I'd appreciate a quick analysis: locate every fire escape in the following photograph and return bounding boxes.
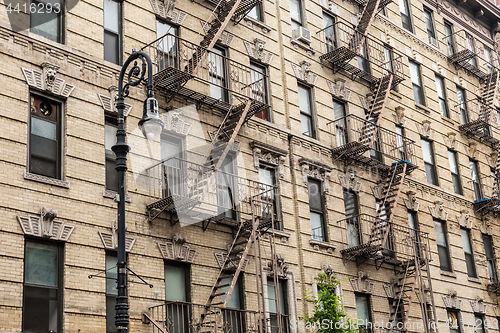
[444,31,500,214]
[140,0,288,330]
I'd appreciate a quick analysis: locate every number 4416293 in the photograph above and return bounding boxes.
[6,2,61,14]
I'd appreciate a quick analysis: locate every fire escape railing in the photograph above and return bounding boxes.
[142,33,269,110]
[328,114,416,167]
[145,301,277,333]
[469,175,500,213]
[141,157,280,225]
[456,99,499,145]
[443,30,498,81]
[316,21,405,84]
[337,214,431,263]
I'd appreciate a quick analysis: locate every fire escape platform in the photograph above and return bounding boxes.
[487,281,500,295]
[205,0,262,22]
[472,197,500,214]
[459,120,500,146]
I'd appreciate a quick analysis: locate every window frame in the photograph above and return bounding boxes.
[209,46,230,102]
[22,238,64,333]
[474,314,485,333]
[308,178,327,242]
[164,261,191,302]
[395,125,406,160]
[105,117,118,192]
[469,159,483,201]
[434,219,452,272]
[30,0,65,43]
[444,21,456,56]
[247,2,264,21]
[289,0,304,30]
[298,83,316,139]
[103,0,122,65]
[435,75,449,117]
[423,7,437,46]
[460,227,477,278]
[483,234,497,283]
[456,86,469,124]
[355,293,373,333]
[421,138,439,186]
[409,61,425,106]
[28,92,64,180]
[105,251,118,333]
[448,150,463,195]
[344,189,360,247]
[447,309,462,333]
[398,0,413,32]
[250,61,271,121]
[267,278,289,333]
[259,163,282,230]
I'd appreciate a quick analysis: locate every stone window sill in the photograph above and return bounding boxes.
[467,277,482,284]
[290,38,315,55]
[309,239,336,254]
[390,90,402,99]
[243,16,272,34]
[24,171,70,188]
[415,103,431,114]
[440,270,457,278]
[441,116,455,125]
[103,189,131,203]
[272,230,291,244]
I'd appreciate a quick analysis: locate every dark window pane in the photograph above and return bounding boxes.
[30,0,61,43]
[165,264,187,302]
[23,286,58,332]
[437,246,451,271]
[106,254,118,295]
[104,31,119,64]
[104,0,120,32]
[307,180,322,210]
[106,296,117,333]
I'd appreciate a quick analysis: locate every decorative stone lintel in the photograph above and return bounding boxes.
[349,271,374,294]
[267,254,289,278]
[299,158,332,193]
[215,252,249,271]
[244,39,274,65]
[103,190,131,202]
[24,171,70,188]
[371,183,385,200]
[98,85,133,117]
[201,21,234,47]
[443,132,457,150]
[416,120,433,139]
[150,0,187,24]
[327,78,352,101]
[403,190,419,211]
[309,239,336,254]
[338,172,362,193]
[291,61,318,86]
[18,207,74,241]
[98,221,136,252]
[442,290,462,309]
[250,141,288,178]
[393,106,405,126]
[159,234,196,263]
[456,210,472,229]
[429,200,448,221]
[161,111,193,136]
[470,297,487,314]
[22,62,75,98]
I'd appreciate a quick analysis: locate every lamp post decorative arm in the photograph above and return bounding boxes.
[112,49,158,333]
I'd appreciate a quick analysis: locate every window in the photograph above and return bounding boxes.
[456,86,468,124]
[470,159,482,200]
[344,190,360,247]
[435,75,449,117]
[333,100,347,147]
[448,150,462,195]
[298,84,315,138]
[323,12,336,52]
[396,125,406,160]
[484,47,493,74]
[247,2,263,21]
[29,94,62,180]
[156,20,178,71]
[407,210,418,230]
[104,0,122,64]
[105,119,118,192]
[357,43,371,74]
[421,139,438,186]
[466,33,477,68]
[165,263,190,332]
[221,277,244,333]
[424,7,437,46]
[409,61,425,105]
[398,0,412,32]
[408,210,423,257]
[289,0,303,30]
[444,21,455,56]
[434,220,451,271]
[355,294,372,333]
[209,46,229,102]
[161,135,183,197]
[268,279,288,333]
[250,62,270,120]
[259,165,281,230]
[460,227,476,277]
[483,234,497,282]
[475,314,485,333]
[216,156,237,219]
[106,253,118,333]
[23,241,62,332]
[30,0,64,43]
[447,310,461,333]
[308,179,326,241]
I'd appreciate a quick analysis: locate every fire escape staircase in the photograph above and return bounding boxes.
[195,203,270,333]
[389,237,438,333]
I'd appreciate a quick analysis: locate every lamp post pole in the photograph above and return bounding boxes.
[113,49,163,333]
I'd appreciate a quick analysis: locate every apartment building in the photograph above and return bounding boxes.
[1,0,500,331]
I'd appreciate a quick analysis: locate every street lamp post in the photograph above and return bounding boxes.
[113,49,164,332]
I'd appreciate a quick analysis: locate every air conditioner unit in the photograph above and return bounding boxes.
[429,37,438,47]
[293,27,312,44]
